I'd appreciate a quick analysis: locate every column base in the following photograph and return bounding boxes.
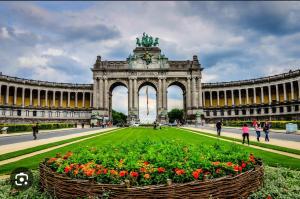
[157,108,168,124]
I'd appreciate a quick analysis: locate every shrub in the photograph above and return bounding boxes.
[44,140,260,186]
[0,123,75,133]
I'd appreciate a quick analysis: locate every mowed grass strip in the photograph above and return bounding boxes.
[1,127,300,175]
[0,128,119,161]
[183,128,300,155]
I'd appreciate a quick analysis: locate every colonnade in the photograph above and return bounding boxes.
[0,84,93,108]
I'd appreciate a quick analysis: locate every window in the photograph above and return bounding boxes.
[33,111,37,117]
[242,109,246,115]
[227,110,231,116]
[264,108,269,114]
[250,109,254,115]
[220,110,224,116]
[280,107,284,113]
[287,106,291,112]
[213,111,217,116]
[206,111,210,116]
[272,108,276,113]
[17,110,21,116]
[235,110,239,115]
[257,108,261,114]
[295,105,299,112]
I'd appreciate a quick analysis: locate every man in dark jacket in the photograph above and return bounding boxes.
[32,123,37,140]
[216,120,222,136]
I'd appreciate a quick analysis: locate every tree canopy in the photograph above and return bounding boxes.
[168,109,184,123]
[112,109,127,125]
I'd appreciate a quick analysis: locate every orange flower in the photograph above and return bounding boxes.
[227,162,233,167]
[140,167,146,173]
[110,169,118,175]
[192,171,199,179]
[175,169,185,175]
[73,169,79,176]
[47,157,57,164]
[144,161,149,166]
[85,169,95,177]
[96,170,102,175]
[63,151,73,159]
[64,166,71,173]
[119,170,127,177]
[216,168,221,174]
[157,167,165,173]
[144,174,150,179]
[103,169,108,174]
[212,161,220,166]
[196,169,203,174]
[130,171,139,178]
[233,165,239,172]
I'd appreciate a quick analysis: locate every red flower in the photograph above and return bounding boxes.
[242,162,247,168]
[47,157,57,164]
[144,173,150,179]
[85,169,95,177]
[64,166,71,173]
[238,166,243,172]
[96,170,102,175]
[212,161,220,166]
[144,161,149,166]
[233,165,239,172]
[110,170,118,175]
[266,195,272,199]
[103,169,108,174]
[157,167,165,173]
[130,171,139,178]
[140,167,146,173]
[73,169,79,176]
[196,169,203,174]
[63,151,73,159]
[175,169,185,175]
[192,171,199,179]
[227,162,233,167]
[216,168,221,174]
[119,170,127,177]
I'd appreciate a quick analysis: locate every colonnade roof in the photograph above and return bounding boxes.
[202,69,300,89]
[0,73,93,89]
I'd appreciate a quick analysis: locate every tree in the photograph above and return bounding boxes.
[168,109,184,123]
[112,109,127,125]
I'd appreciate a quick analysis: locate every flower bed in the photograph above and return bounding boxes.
[40,140,264,198]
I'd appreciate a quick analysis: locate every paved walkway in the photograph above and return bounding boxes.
[0,127,117,155]
[182,127,300,159]
[0,128,120,166]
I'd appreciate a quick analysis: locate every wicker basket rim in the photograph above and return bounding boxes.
[40,162,263,190]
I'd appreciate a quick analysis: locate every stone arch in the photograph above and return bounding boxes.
[167,80,187,120]
[138,80,158,92]
[108,81,128,120]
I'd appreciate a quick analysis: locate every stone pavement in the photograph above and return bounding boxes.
[182,127,300,159]
[0,127,118,155]
[0,128,120,166]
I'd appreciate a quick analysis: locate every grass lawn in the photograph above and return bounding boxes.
[0,127,299,175]
[0,128,117,161]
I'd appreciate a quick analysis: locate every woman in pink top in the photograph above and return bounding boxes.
[242,124,250,145]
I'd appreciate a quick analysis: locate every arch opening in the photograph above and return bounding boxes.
[110,82,128,124]
[138,83,157,124]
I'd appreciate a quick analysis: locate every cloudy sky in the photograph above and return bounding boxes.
[1,2,300,122]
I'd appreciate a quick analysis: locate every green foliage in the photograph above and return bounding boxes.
[112,109,127,125]
[168,109,184,123]
[224,120,300,130]
[45,140,257,186]
[0,123,75,133]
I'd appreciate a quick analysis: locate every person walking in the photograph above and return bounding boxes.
[254,122,261,142]
[263,120,271,142]
[32,123,37,140]
[216,120,222,136]
[242,123,250,145]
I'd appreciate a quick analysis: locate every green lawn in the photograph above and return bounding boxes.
[1,127,300,175]
[0,128,117,161]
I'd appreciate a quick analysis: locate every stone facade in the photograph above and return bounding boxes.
[0,45,299,124]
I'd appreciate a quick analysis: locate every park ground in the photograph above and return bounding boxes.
[0,127,299,198]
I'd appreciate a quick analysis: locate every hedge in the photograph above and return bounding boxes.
[223,120,300,130]
[0,123,75,133]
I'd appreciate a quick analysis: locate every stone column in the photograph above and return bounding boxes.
[291,81,294,100]
[186,77,191,109]
[82,92,85,108]
[90,92,93,107]
[60,91,63,107]
[53,91,56,107]
[192,77,197,108]
[104,78,108,109]
[134,78,138,109]
[38,89,41,107]
[198,78,202,107]
[128,78,132,109]
[231,90,234,106]
[224,90,227,106]
[246,88,249,104]
[22,87,25,107]
[45,90,48,107]
[276,84,279,102]
[209,91,212,107]
[99,78,103,109]
[75,92,78,107]
[93,79,98,108]
[14,87,17,105]
[217,90,220,106]
[283,83,287,101]
[163,78,167,109]
[298,80,300,100]
[268,86,272,104]
[29,88,33,106]
[67,92,70,107]
[238,89,242,105]
[5,85,9,104]
[158,78,162,109]
[261,87,264,104]
[253,87,256,104]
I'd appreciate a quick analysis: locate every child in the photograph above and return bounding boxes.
[254,122,261,142]
[242,124,250,145]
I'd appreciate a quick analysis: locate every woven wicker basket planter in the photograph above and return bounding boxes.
[39,162,264,199]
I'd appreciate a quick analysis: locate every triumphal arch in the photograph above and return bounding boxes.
[92,33,203,123]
